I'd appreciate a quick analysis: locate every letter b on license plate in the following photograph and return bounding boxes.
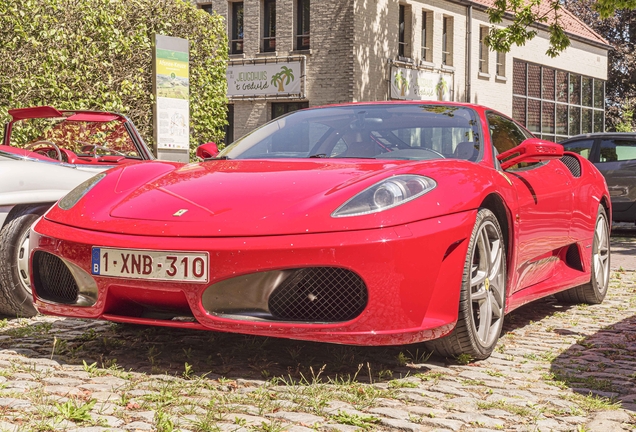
[91,247,209,282]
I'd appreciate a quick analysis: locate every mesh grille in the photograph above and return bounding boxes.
[268,267,367,322]
[561,155,581,178]
[33,251,79,304]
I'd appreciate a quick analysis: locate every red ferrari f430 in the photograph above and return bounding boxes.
[30,102,611,359]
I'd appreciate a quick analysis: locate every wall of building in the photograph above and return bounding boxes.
[199,0,608,140]
[200,0,354,139]
[469,8,608,115]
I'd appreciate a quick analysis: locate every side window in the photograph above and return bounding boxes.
[599,139,636,163]
[487,112,529,155]
[561,139,594,160]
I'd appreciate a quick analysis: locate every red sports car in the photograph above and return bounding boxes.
[30,102,610,359]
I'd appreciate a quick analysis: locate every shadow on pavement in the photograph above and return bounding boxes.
[549,314,636,412]
[0,293,581,385]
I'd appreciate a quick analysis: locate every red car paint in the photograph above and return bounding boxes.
[30,102,610,346]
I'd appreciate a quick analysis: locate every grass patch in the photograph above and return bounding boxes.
[331,411,381,429]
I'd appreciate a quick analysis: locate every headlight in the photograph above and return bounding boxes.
[58,173,107,210]
[332,175,436,217]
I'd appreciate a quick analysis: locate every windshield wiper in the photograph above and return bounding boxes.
[309,153,327,158]
[204,156,231,161]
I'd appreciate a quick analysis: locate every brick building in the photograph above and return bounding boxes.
[196,0,609,144]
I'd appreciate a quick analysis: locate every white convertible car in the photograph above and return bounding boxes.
[0,106,154,316]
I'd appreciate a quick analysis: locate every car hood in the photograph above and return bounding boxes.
[45,159,490,237]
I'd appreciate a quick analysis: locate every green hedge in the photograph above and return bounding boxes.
[0,0,228,155]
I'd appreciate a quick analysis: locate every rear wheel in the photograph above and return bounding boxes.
[555,206,610,305]
[0,207,42,317]
[426,208,507,361]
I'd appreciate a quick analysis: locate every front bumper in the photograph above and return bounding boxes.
[31,211,475,345]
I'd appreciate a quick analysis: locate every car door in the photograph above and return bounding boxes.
[487,112,573,292]
[596,137,636,222]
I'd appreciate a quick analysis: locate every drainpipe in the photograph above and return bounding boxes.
[465,4,472,103]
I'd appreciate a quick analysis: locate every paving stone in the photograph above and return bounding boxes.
[122,421,153,430]
[418,417,465,431]
[378,418,422,432]
[320,425,361,432]
[592,410,632,423]
[42,385,85,396]
[0,421,19,432]
[367,407,410,420]
[266,411,325,426]
[0,398,32,409]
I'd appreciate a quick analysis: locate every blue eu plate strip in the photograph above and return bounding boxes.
[91,247,101,275]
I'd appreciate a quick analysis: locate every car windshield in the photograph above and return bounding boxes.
[218,104,481,161]
[9,116,141,159]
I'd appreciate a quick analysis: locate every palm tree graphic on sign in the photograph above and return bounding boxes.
[436,77,449,100]
[271,66,295,92]
[394,70,409,97]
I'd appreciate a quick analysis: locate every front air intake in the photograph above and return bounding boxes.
[33,251,80,304]
[268,267,367,322]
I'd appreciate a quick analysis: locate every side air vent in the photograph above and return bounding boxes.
[33,251,80,304]
[565,244,583,271]
[561,155,581,178]
[268,267,367,322]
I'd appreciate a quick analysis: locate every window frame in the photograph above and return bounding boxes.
[479,26,489,74]
[442,16,453,66]
[421,10,432,62]
[262,0,276,52]
[512,60,605,141]
[230,1,244,55]
[398,5,406,58]
[296,0,310,50]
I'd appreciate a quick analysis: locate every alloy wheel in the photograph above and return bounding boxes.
[17,229,31,295]
[469,220,505,346]
[593,214,610,294]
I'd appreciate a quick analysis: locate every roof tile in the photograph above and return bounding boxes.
[471,0,608,46]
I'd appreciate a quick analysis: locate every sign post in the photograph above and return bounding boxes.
[153,35,190,162]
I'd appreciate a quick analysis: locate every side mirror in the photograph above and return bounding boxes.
[497,138,564,170]
[196,142,219,159]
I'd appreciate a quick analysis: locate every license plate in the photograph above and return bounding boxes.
[91,247,209,283]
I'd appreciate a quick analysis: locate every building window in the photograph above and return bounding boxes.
[296,0,310,50]
[512,59,605,141]
[272,102,309,119]
[398,5,406,57]
[496,51,505,77]
[200,4,213,14]
[421,10,431,62]
[230,2,244,54]
[263,0,276,52]
[442,16,453,66]
[479,26,489,74]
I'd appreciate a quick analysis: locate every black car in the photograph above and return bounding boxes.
[561,133,636,223]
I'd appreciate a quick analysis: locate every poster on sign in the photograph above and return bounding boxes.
[390,66,453,101]
[153,35,190,162]
[227,61,302,97]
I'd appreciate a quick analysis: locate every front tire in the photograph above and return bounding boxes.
[555,205,610,305]
[0,207,42,317]
[426,208,507,360]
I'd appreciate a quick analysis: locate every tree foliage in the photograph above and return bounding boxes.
[487,0,636,58]
[0,0,228,152]
[562,0,636,132]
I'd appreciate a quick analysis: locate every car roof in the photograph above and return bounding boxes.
[562,132,636,142]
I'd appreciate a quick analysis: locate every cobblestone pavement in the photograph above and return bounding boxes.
[0,240,635,431]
